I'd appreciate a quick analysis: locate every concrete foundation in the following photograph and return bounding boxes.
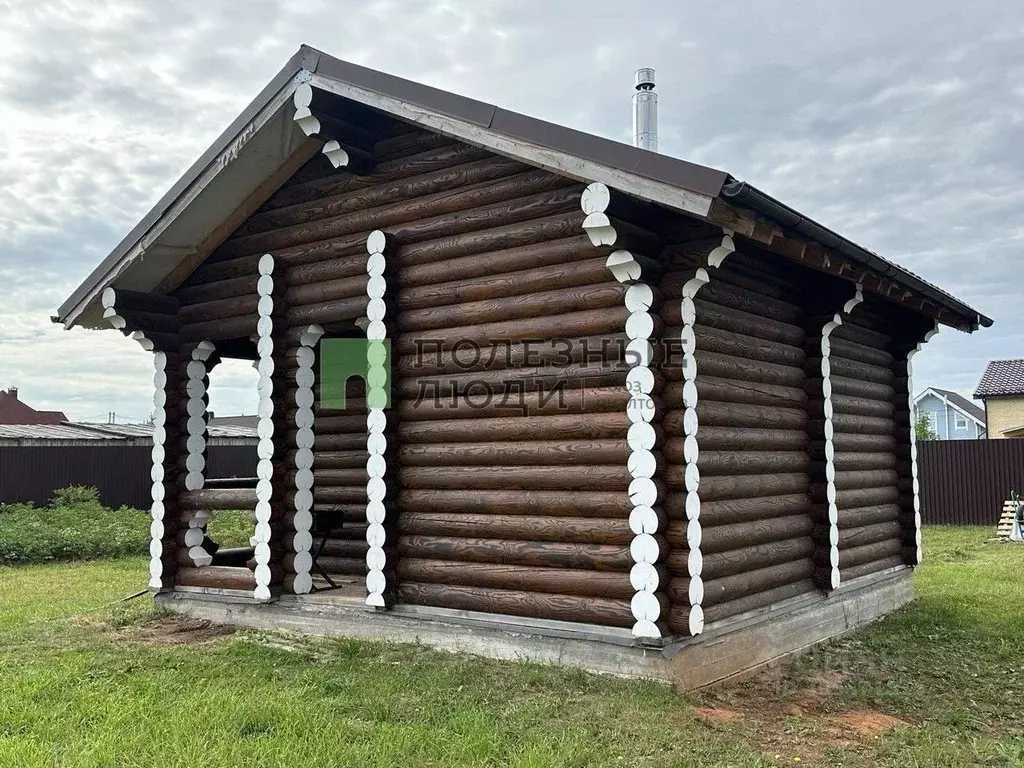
[156,566,914,689]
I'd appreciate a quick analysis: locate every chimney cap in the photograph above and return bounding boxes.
[634,68,655,90]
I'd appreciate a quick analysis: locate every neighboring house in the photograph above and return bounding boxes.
[974,359,1024,439]
[0,387,67,425]
[913,387,986,439]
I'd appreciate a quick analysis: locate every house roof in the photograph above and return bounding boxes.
[55,45,992,333]
[0,422,257,441]
[916,387,986,425]
[974,359,1024,399]
[0,390,67,425]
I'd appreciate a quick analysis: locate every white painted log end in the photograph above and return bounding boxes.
[321,140,350,168]
[580,182,611,215]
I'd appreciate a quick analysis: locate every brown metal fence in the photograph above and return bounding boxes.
[0,444,257,509]
[918,439,1024,525]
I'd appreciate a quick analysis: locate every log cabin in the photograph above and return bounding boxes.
[56,45,992,688]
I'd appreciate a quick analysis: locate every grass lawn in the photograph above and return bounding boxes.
[0,527,1021,767]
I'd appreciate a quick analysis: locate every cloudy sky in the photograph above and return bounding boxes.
[0,0,1020,421]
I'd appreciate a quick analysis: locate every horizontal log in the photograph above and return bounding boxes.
[397,536,633,571]
[660,275,803,325]
[675,402,806,430]
[840,555,906,581]
[400,235,595,289]
[832,538,903,568]
[396,211,587,271]
[395,333,629,379]
[179,488,257,511]
[397,439,631,467]
[315,433,367,451]
[690,325,806,368]
[395,361,633,401]
[682,426,808,454]
[837,521,902,549]
[662,378,807,409]
[695,450,810,477]
[687,355,805,394]
[397,283,627,333]
[838,504,901,529]
[807,394,894,420]
[659,299,804,347]
[248,155,526,236]
[667,472,809,499]
[833,432,898,453]
[396,559,636,599]
[396,412,632,443]
[395,489,631,518]
[313,450,368,469]
[313,486,366,504]
[667,493,811,525]
[399,465,631,491]
[396,385,636,420]
[397,513,634,545]
[178,295,259,325]
[676,514,813,554]
[396,582,635,627]
[398,256,614,311]
[265,143,487,212]
[833,469,899,491]
[180,315,256,343]
[808,355,893,385]
[285,295,367,326]
[314,468,368,486]
[835,486,901,510]
[667,536,815,580]
[825,375,894,401]
[828,336,894,368]
[371,131,460,160]
[104,287,180,316]
[313,556,368,576]
[285,273,368,307]
[670,578,817,632]
[175,566,257,590]
[831,450,897,475]
[284,254,368,287]
[221,171,576,259]
[315,414,368,433]
[828,319,890,350]
[669,558,814,607]
[394,306,632,354]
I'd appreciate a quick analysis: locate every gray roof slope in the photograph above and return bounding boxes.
[929,387,986,423]
[56,45,991,332]
[974,359,1024,398]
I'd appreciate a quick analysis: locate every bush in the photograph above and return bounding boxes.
[0,486,256,564]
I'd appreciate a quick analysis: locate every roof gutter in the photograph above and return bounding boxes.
[720,179,993,331]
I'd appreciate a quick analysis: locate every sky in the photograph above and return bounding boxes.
[0,0,1021,421]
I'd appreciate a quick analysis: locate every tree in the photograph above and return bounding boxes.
[915,411,938,441]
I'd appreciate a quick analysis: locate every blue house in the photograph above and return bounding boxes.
[913,387,986,440]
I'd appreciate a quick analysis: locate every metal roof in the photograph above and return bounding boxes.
[0,422,257,441]
[974,359,1024,399]
[55,44,991,332]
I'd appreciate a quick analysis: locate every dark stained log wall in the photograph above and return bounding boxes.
[660,249,818,634]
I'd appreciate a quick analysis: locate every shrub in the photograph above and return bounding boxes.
[0,487,255,564]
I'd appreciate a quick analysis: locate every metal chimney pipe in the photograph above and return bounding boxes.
[633,67,657,151]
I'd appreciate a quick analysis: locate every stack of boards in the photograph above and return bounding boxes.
[995,498,1022,541]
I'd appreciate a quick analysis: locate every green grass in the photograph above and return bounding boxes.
[0,487,254,564]
[0,527,1022,766]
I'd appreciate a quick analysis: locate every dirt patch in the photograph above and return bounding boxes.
[127,617,235,646]
[693,706,744,725]
[783,670,849,716]
[829,711,909,738]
